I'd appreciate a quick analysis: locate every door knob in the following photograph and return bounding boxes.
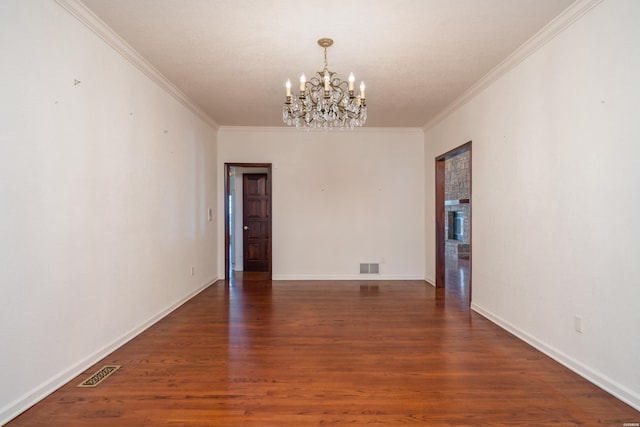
[243,225,249,230]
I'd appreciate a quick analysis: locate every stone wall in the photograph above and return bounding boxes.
[444,150,470,259]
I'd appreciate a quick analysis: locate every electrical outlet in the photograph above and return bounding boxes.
[574,315,583,333]
[208,208,213,222]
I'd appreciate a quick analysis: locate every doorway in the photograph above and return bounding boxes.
[224,163,272,280]
[435,142,471,305]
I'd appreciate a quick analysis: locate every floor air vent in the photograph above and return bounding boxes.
[360,263,380,274]
[77,365,121,388]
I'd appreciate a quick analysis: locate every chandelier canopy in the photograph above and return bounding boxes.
[283,38,367,129]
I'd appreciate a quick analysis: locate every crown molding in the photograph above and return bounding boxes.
[218,126,424,134]
[55,0,219,130]
[423,0,604,132]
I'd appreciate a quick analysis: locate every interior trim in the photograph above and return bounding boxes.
[218,126,425,134]
[0,277,218,426]
[471,302,640,411]
[54,0,219,130]
[423,0,604,131]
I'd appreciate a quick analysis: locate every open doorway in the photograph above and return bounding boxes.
[435,142,471,305]
[224,163,272,280]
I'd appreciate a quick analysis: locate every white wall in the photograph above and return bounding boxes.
[424,0,640,409]
[218,128,425,280]
[0,1,218,423]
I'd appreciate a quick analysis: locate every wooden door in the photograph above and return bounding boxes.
[243,173,270,272]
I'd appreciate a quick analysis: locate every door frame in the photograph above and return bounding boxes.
[224,163,272,280]
[435,142,471,300]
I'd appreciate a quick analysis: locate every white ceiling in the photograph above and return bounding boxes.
[80,0,574,128]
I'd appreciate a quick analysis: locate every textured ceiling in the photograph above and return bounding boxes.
[80,0,574,127]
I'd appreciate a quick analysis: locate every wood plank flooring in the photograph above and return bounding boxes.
[7,277,638,426]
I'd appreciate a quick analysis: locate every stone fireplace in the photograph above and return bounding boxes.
[447,211,464,241]
[444,150,470,259]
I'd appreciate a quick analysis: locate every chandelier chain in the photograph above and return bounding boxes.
[323,46,328,72]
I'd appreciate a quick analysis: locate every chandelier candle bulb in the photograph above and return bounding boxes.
[285,79,291,97]
[360,81,366,99]
[348,72,355,92]
[300,74,306,92]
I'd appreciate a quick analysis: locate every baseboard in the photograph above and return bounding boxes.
[471,302,640,411]
[0,276,218,426]
[271,274,426,281]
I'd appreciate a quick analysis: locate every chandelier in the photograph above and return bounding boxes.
[283,38,367,129]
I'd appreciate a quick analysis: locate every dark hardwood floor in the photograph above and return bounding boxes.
[7,274,638,426]
[444,254,470,308]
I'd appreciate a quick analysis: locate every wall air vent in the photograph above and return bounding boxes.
[359,263,380,274]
